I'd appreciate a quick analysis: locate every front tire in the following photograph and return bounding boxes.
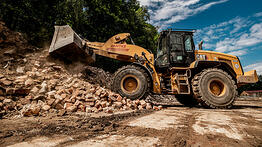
[192,68,237,108]
[112,65,149,100]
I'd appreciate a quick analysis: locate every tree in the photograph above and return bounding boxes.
[0,0,61,45]
[0,0,158,53]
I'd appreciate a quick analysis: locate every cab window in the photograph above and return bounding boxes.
[184,35,193,51]
[156,35,168,66]
[157,36,167,57]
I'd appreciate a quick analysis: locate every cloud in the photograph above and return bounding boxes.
[139,0,150,6]
[215,22,262,53]
[195,15,262,57]
[244,62,262,74]
[254,12,262,17]
[138,0,164,6]
[138,0,228,29]
[228,50,247,56]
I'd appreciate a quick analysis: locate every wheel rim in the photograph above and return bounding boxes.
[121,75,139,94]
[208,79,226,97]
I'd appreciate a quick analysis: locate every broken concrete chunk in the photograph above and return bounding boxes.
[66,106,77,112]
[3,98,12,104]
[30,104,41,115]
[39,81,47,94]
[47,99,55,106]
[33,95,45,101]
[104,107,114,113]
[1,79,12,86]
[47,91,56,99]
[74,100,81,107]
[20,98,31,105]
[16,66,25,73]
[138,105,143,110]
[61,93,67,99]
[95,89,103,96]
[34,61,41,67]
[55,103,64,110]
[5,88,14,95]
[140,100,147,108]
[48,79,58,87]
[52,65,63,71]
[85,101,95,107]
[57,110,66,116]
[0,96,5,101]
[42,105,51,111]
[78,104,86,112]
[86,106,92,113]
[31,86,39,94]
[100,101,107,108]
[116,95,122,102]
[21,104,32,116]
[64,103,73,109]
[135,99,140,105]
[146,103,152,110]
[38,100,46,106]
[114,102,122,109]
[24,78,34,86]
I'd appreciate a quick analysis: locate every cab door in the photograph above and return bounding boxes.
[155,33,170,68]
[169,32,195,67]
[184,34,195,65]
[169,32,186,66]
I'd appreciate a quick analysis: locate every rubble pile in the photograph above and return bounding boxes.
[0,21,163,118]
[0,58,163,117]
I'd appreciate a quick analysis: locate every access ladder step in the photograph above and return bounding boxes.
[176,74,190,94]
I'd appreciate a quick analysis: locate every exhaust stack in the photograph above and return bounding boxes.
[198,40,203,50]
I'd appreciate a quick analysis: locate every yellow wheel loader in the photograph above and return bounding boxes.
[49,25,258,108]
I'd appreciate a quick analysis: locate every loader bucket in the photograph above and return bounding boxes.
[49,25,94,63]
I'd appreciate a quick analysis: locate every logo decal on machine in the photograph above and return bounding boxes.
[107,45,129,52]
[106,48,129,52]
[111,44,126,48]
[196,54,207,60]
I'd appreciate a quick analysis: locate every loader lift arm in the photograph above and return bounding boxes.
[49,25,161,93]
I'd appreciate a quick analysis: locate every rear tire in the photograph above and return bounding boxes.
[175,94,199,107]
[112,65,150,100]
[192,68,237,108]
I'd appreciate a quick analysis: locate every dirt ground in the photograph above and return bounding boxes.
[1,98,262,147]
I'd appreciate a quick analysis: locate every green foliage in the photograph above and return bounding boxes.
[238,75,262,94]
[0,0,60,45]
[0,0,158,53]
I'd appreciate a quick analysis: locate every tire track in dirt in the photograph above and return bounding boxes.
[110,109,196,147]
[231,109,262,146]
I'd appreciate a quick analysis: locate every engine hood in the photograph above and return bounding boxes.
[195,50,238,60]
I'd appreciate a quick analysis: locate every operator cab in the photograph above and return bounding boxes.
[155,30,195,69]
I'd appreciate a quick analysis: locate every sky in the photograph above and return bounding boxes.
[137,0,262,74]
